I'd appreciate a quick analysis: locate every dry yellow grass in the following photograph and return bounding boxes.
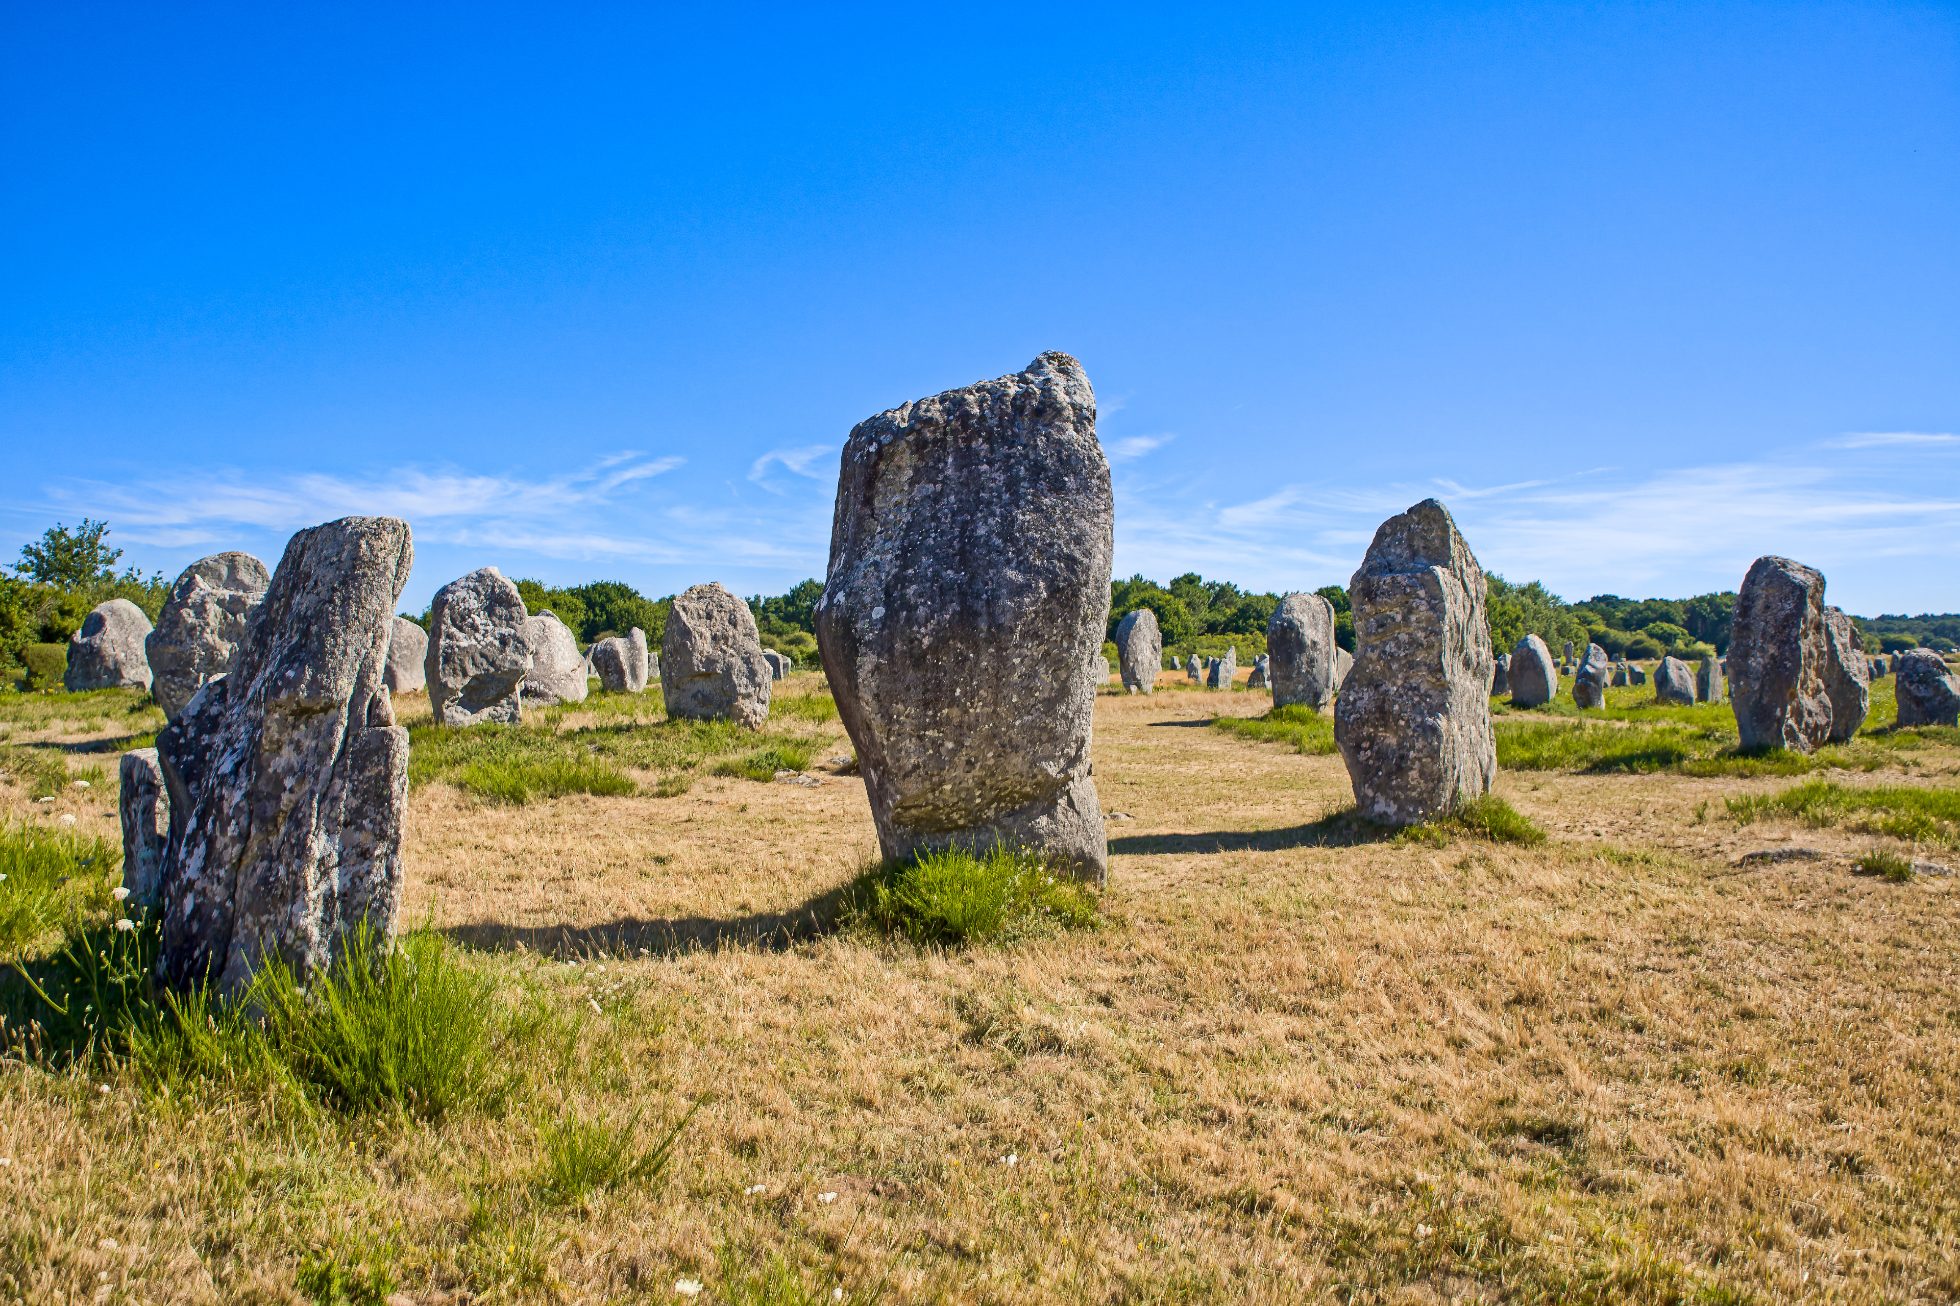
[3,679,1958,1303]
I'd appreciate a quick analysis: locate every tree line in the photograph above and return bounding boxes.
[3,520,1948,690]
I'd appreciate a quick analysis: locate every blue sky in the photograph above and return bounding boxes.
[3,2,1956,615]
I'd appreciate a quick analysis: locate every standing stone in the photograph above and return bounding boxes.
[521,611,588,707]
[814,352,1111,881]
[1247,655,1270,690]
[1334,499,1495,825]
[385,617,428,695]
[1573,643,1609,709]
[629,627,652,685]
[1185,652,1202,682]
[64,599,154,692]
[1563,640,1575,664]
[153,517,412,995]
[1870,656,1888,677]
[1820,606,1869,742]
[1629,664,1647,686]
[1653,655,1696,706]
[426,567,532,727]
[1267,592,1338,710]
[1115,608,1162,695]
[118,748,169,912]
[1611,661,1630,687]
[145,552,271,721]
[663,582,771,728]
[1895,649,1960,727]
[1491,652,1510,696]
[1507,634,1558,708]
[1696,653,1725,703]
[1729,556,1833,752]
[1333,646,1353,689]
[1207,646,1238,689]
[589,635,646,693]
[764,649,792,681]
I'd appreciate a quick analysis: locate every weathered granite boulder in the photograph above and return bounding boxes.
[521,610,588,707]
[1185,652,1202,681]
[1611,661,1630,687]
[426,567,532,726]
[385,617,427,694]
[1573,643,1609,709]
[1895,649,1960,727]
[1820,606,1869,742]
[1268,592,1338,710]
[628,627,651,683]
[1653,655,1697,706]
[814,352,1111,882]
[1247,655,1270,690]
[1629,664,1647,686]
[1333,646,1353,688]
[1491,652,1510,696]
[1334,499,1495,825]
[1729,556,1832,752]
[1508,634,1558,708]
[590,635,648,693]
[662,583,771,727]
[118,748,169,912]
[1870,656,1888,677]
[763,649,792,681]
[153,516,412,995]
[1563,640,1574,663]
[1115,608,1162,694]
[145,553,271,720]
[1207,646,1238,689]
[65,599,154,692]
[1696,653,1725,703]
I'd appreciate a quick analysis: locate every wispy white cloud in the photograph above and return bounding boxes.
[1826,431,1960,449]
[748,444,835,482]
[1107,433,1173,462]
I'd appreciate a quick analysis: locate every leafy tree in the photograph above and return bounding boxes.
[1682,592,1736,653]
[18,519,122,589]
[1641,621,1693,654]
[1486,575,1587,658]
[1215,593,1277,636]
[1880,633,1920,653]
[1624,632,1665,659]
[514,579,589,641]
[1108,576,1196,647]
[1315,584,1354,652]
[565,581,666,645]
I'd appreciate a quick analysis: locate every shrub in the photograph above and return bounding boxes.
[21,643,66,691]
[843,845,1098,946]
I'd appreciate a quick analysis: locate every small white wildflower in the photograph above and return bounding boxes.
[98,1237,118,1251]
[35,796,54,804]
[0,1156,12,1166]
[674,1279,703,1297]
[115,918,136,933]
[817,1191,838,1205]
[1414,1223,1433,1239]
[112,887,131,901]
[98,1084,111,1095]
[1001,1153,1018,1167]
[832,1290,844,1302]
[744,1183,767,1196]
[58,814,77,826]
[587,997,603,1015]
[73,779,91,790]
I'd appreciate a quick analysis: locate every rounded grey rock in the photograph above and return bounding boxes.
[1207,646,1238,690]
[1115,608,1162,695]
[522,610,589,707]
[1507,634,1558,708]
[1268,592,1337,710]
[1729,556,1833,752]
[1573,643,1609,709]
[1820,606,1869,742]
[1895,649,1960,727]
[1491,652,1510,697]
[385,617,428,695]
[146,552,271,720]
[426,567,532,727]
[662,583,771,728]
[1653,655,1697,706]
[65,598,154,692]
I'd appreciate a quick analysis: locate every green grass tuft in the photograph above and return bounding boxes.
[1726,780,1960,848]
[843,845,1099,946]
[712,741,816,781]
[1399,795,1548,847]
[0,820,120,959]
[1211,703,1338,755]
[771,692,840,723]
[1854,848,1915,883]
[452,753,637,804]
[534,1106,691,1206]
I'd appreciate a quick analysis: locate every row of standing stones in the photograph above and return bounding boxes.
[99,352,1960,996]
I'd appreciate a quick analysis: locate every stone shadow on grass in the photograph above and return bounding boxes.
[1109,808,1392,856]
[442,878,862,960]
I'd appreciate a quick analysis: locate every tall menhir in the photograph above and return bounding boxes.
[815,353,1114,883]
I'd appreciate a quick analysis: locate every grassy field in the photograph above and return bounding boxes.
[2,671,1958,1303]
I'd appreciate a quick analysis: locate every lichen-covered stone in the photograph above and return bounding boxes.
[1247,654,1270,690]
[1115,608,1162,695]
[1207,646,1238,689]
[1508,634,1558,708]
[1654,655,1696,706]
[1697,653,1724,703]
[1334,499,1495,825]
[146,552,271,720]
[153,516,412,995]
[1820,606,1869,742]
[385,617,427,694]
[662,583,771,727]
[1334,646,1353,689]
[118,748,169,911]
[1729,556,1832,752]
[426,567,532,726]
[65,599,153,692]
[764,649,792,681]
[815,352,1111,882]
[522,610,589,707]
[1895,649,1960,727]
[590,634,646,693]
[1268,592,1337,710]
[1573,643,1609,709]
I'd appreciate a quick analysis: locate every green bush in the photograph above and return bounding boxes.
[1854,848,1915,883]
[843,845,1098,946]
[21,642,66,690]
